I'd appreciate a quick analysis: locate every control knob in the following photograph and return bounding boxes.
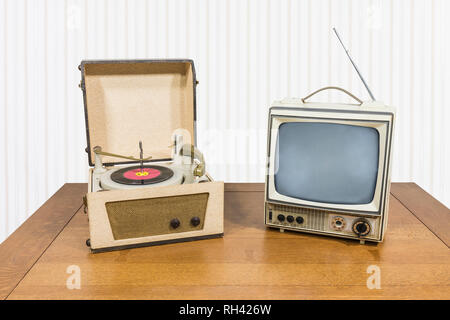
[352,219,371,237]
[170,218,181,229]
[191,216,201,227]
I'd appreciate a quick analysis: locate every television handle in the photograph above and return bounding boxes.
[301,86,363,105]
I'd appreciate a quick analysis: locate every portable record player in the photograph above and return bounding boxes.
[79,59,224,253]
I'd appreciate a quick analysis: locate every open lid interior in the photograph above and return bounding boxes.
[81,60,196,166]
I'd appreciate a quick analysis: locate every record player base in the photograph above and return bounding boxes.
[0,183,449,300]
[90,233,224,254]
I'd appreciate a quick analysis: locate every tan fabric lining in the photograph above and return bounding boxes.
[84,62,195,164]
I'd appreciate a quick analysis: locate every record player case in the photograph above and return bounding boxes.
[79,59,224,253]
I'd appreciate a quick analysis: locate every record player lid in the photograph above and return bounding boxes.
[80,60,197,166]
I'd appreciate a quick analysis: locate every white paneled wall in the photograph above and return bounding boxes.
[0,0,449,243]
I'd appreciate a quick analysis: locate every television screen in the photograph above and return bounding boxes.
[274,122,379,205]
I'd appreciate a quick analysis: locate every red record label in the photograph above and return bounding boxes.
[122,168,161,180]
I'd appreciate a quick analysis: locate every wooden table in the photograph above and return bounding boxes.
[0,183,449,300]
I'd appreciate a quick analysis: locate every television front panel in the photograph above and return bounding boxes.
[265,100,395,242]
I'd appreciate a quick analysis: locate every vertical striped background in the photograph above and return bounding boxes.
[0,0,449,243]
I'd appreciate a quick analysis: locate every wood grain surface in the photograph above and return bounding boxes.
[0,183,87,300]
[2,183,449,300]
[391,183,450,247]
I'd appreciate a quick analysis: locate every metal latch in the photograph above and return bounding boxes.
[78,81,85,91]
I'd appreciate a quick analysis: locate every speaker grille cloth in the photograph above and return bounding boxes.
[105,193,209,240]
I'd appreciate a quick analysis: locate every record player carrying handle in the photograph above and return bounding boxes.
[301,86,363,105]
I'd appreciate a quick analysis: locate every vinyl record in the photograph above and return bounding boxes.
[110,165,174,185]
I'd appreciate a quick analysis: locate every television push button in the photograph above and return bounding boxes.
[286,215,294,223]
[277,214,285,222]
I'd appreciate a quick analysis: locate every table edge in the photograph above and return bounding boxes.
[390,182,450,247]
[0,183,87,300]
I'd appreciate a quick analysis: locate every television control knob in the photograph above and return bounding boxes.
[352,219,371,237]
[331,216,346,231]
[286,215,294,223]
[277,214,285,222]
[170,218,181,229]
[296,216,304,224]
[191,216,201,227]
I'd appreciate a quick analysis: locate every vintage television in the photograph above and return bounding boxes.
[264,87,395,243]
[264,29,395,243]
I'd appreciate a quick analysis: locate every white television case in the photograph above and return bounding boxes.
[265,87,395,243]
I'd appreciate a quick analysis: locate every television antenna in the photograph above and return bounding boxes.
[333,27,376,101]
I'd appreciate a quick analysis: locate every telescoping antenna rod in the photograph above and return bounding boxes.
[333,27,376,101]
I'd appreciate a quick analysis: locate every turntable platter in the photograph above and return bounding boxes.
[99,164,183,190]
[111,165,174,185]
